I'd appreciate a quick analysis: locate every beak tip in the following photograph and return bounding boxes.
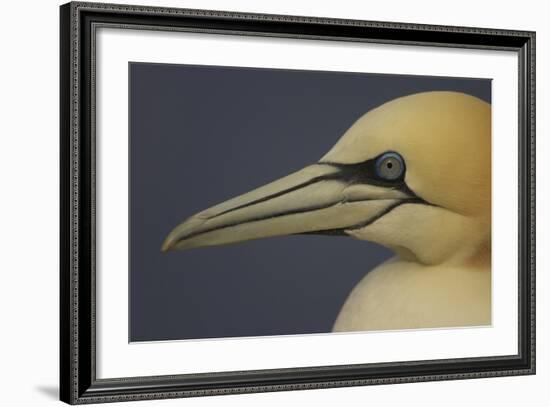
[162,216,210,253]
[161,231,180,252]
[161,239,173,252]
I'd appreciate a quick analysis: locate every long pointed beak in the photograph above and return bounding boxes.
[162,163,411,252]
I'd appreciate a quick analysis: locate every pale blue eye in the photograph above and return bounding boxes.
[375,152,405,181]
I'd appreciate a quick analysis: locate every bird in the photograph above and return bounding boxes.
[162,91,491,332]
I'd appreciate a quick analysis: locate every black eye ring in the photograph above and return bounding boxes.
[375,152,405,181]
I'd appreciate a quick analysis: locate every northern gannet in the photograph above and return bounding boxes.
[162,91,491,332]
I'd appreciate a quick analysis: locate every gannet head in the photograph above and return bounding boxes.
[162,91,491,265]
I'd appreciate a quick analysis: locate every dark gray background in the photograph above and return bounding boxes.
[129,63,490,342]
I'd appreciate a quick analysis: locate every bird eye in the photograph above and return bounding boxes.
[375,152,405,181]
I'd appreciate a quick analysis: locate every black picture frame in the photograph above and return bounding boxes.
[60,1,536,404]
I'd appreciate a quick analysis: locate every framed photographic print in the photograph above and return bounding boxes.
[60,1,536,404]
